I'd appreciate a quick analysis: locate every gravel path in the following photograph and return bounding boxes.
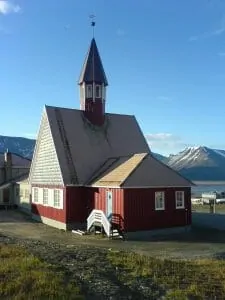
[0,234,165,300]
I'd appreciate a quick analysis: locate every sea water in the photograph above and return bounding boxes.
[192,181,225,197]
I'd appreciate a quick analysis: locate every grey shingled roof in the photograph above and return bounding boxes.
[0,153,31,167]
[45,106,150,185]
[89,154,193,188]
[122,154,193,187]
[78,38,108,85]
[45,106,192,188]
[90,153,148,187]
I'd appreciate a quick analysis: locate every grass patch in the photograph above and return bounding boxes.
[108,250,225,299]
[192,204,225,214]
[0,244,84,300]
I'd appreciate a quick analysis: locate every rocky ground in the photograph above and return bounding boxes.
[0,234,165,300]
[2,210,225,299]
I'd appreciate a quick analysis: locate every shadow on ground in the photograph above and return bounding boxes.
[126,226,225,244]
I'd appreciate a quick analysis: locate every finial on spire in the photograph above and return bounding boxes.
[89,14,96,37]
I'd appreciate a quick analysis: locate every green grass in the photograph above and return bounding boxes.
[0,244,84,300]
[108,251,225,299]
[192,203,225,214]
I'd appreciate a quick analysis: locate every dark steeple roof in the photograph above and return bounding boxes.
[78,38,108,86]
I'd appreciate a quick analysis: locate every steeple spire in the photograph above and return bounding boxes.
[78,24,108,126]
[78,38,108,86]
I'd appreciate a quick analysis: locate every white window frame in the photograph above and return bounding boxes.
[155,191,165,211]
[95,85,101,98]
[176,191,185,209]
[25,189,30,199]
[20,188,24,198]
[102,85,106,100]
[80,84,85,99]
[86,84,92,98]
[33,188,38,203]
[43,188,48,206]
[53,189,61,209]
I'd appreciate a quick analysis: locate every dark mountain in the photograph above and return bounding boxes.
[151,152,168,163]
[1,135,225,181]
[166,146,225,181]
[0,135,35,159]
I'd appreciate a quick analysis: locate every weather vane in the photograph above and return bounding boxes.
[89,14,96,37]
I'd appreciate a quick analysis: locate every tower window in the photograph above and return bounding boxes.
[80,84,85,99]
[95,85,101,98]
[86,85,92,98]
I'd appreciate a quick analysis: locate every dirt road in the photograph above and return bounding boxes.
[1,209,225,260]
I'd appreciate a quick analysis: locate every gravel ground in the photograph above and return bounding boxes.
[1,210,225,260]
[0,234,165,300]
[2,210,225,299]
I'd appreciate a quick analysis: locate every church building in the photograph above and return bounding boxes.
[28,35,192,234]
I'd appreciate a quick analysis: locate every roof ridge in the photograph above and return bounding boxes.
[150,153,194,186]
[120,153,149,186]
[92,153,148,187]
[0,152,31,161]
[86,157,122,185]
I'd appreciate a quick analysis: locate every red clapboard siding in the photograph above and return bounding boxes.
[94,188,124,229]
[31,186,66,223]
[123,187,191,232]
[66,186,95,223]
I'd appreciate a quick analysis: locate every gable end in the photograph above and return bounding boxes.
[29,108,64,185]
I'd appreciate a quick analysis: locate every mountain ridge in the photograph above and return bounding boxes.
[1,135,225,181]
[0,135,35,159]
[154,146,225,181]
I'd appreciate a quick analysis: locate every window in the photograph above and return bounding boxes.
[176,191,185,209]
[20,189,24,197]
[95,85,101,98]
[25,189,30,199]
[102,86,105,100]
[155,192,165,210]
[16,187,19,197]
[43,189,48,205]
[33,188,38,203]
[86,85,92,98]
[80,84,85,99]
[53,189,60,208]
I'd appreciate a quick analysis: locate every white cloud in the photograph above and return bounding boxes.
[0,0,21,15]
[145,133,191,155]
[189,15,225,41]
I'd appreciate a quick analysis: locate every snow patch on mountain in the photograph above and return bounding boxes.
[0,135,35,159]
[213,149,225,159]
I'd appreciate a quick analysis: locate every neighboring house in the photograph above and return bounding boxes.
[15,175,31,212]
[0,151,31,207]
[29,37,193,234]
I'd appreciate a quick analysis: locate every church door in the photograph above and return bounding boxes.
[106,191,113,218]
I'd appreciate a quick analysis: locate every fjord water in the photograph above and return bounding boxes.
[192,181,225,197]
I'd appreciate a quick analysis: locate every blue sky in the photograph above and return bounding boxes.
[1,0,225,156]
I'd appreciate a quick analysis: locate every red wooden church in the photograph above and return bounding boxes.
[29,36,192,236]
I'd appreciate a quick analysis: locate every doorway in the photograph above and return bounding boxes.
[106,190,113,218]
[3,188,10,203]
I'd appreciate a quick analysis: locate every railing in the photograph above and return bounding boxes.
[87,209,111,237]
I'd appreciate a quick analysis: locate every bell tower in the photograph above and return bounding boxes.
[78,21,108,126]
